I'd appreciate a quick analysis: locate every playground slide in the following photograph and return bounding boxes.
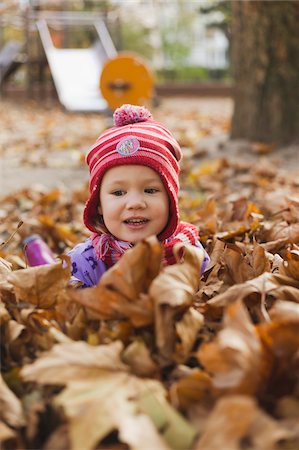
[0,41,23,86]
[36,19,117,112]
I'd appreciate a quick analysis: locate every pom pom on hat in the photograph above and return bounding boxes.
[113,104,153,127]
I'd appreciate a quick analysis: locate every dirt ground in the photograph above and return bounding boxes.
[0,96,298,197]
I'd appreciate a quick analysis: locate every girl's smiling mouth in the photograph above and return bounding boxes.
[123,217,150,228]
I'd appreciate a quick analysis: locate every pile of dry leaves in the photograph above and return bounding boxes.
[1,104,299,449]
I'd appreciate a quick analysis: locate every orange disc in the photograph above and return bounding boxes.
[100,53,154,109]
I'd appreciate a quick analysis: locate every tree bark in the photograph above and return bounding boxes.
[231,1,299,144]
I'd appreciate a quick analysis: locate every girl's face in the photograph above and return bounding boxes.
[99,165,169,243]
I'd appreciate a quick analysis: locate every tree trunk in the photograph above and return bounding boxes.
[231,1,299,144]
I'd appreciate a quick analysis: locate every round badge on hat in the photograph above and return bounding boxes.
[116,136,140,156]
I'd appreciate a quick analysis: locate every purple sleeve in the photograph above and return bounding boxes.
[68,239,106,288]
[195,240,210,274]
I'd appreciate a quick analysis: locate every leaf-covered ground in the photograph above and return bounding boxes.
[1,97,299,450]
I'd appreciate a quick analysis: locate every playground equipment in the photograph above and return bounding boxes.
[0,7,154,112]
[36,13,117,112]
[100,53,154,110]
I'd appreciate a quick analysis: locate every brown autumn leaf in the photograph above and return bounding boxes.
[18,307,56,332]
[229,197,262,222]
[69,236,162,327]
[194,395,291,450]
[21,388,46,443]
[21,340,196,450]
[5,318,27,341]
[37,215,79,245]
[54,374,195,450]
[0,300,10,325]
[6,257,71,308]
[251,142,275,154]
[97,319,133,345]
[150,243,205,364]
[0,257,12,274]
[3,316,60,364]
[0,421,23,450]
[265,221,299,244]
[197,301,270,396]
[169,369,213,411]
[276,396,299,420]
[280,247,299,280]
[196,240,225,301]
[281,195,299,223]
[204,238,225,270]
[215,224,249,241]
[122,340,158,377]
[257,303,299,397]
[0,374,25,427]
[42,424,70,450]
[174,307,204,363]
[21,341,128,384]
[194,197,218,238]
[250,242,272,277]
[260,237,289,253]
[269,299,299,322]
[99,235,162,298]
[222,246,254,284]
[118,414,171,450]
[206,272,299,312]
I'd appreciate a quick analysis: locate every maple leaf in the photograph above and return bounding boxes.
[21,340,196,450]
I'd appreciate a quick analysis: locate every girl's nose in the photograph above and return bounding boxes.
[126,193,146,210]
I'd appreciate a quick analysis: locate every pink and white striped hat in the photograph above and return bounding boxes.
[83,104,182,241]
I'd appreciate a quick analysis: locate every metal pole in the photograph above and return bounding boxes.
[24,0,32,99]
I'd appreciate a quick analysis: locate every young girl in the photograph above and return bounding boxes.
[23,104,209,287]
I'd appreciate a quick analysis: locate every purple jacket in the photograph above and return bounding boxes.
[69,237,209,288]
[24,236,209,288]
[68,239,106,288]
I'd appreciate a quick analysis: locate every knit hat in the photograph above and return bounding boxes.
[83,104,182,241]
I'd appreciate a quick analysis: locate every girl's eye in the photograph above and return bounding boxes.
[111,190,125,196]
[145,188,159,194]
